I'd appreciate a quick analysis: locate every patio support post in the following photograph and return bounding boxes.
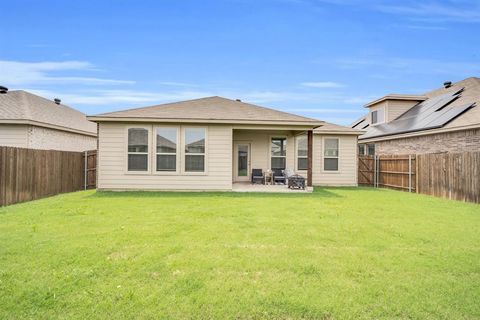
[307,130,313,187]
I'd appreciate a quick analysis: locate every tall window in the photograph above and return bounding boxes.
[156,127,177,171]
[128,128,149,171]
[271,137,286,170]
[296,135,308,170]
[324,138,339,171]
[185,128,206,172]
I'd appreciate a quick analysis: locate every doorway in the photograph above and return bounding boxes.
[234,143,250,182]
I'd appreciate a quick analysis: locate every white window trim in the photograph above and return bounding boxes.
[182,126,208,175]
[322,136,341,174]
[125,125,152,175]
[153,125,180,175]
[295,135,308,172]
[269,135,287,170]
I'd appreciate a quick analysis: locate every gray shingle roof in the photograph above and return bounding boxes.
[355,77,480,140]
[0,90,97,135]
[88,96,323,125]
[314,121,364,135]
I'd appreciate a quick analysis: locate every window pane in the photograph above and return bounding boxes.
[271,138,286,156]
[371,111,378,124]
[156,154,176,171]
[238,145,248,176]
[271,157,286,170]
[358,144,365,155]
[297,135,307,157]
[298,158,308,170]
[128,128,148,152]
[156,128,177,153]
[185,128,205,154]
[128,154,148,171]
[367,144,375,156]
[324,158,338,171]
[324,139,339,157]
[185,155,205,172]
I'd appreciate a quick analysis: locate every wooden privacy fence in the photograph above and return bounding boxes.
[0,147,96,207]
[359,151,480,203]
[417,151,480,203]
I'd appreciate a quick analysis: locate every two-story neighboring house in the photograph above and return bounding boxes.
[0,87,97,152]
[352,77,479,155]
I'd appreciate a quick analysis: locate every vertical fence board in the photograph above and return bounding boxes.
[360,151,480,203]
[0,147,97,207]
[416,151,480,203]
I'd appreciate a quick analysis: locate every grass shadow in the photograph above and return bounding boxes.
[87,187,349,200]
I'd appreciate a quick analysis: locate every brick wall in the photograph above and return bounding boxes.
[27,125,97,152]
[373,128,480,155]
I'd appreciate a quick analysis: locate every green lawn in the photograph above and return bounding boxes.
[1,188,479,319]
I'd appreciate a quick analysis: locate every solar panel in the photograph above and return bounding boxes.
[425,103,475,128]
[351,117,366,128]
[357,85,477,140]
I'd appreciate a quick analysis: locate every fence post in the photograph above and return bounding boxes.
[408,154,412,192]
[377,155,382,188]
[373,155,376,188]
[84,151,87,190]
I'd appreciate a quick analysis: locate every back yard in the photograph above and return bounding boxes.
[0,188,479,319]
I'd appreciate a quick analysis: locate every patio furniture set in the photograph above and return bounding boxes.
[251,169,306,190]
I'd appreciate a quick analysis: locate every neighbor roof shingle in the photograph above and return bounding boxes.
[0,90,97,135]
[356,77,480,140]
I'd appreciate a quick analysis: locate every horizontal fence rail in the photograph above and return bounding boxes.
[359,151,480,203]
[0,147,96,207]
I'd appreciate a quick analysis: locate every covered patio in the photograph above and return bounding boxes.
[232,127,314,189]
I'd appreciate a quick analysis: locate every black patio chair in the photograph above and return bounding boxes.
[272,169,286,184]
[251,169,265,184]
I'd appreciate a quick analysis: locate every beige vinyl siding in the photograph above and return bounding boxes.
[0,124,28,148]
[98,122,233,191]
[312,134,358,186]
[386,100,418,122]
[367,102,387,125]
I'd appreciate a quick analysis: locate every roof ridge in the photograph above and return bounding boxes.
[94,96,222,116]
[19,90,88,116]
[17,91,32,119]
[93,95,321,122]
[215,96,319,122]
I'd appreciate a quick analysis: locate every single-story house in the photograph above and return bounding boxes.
[0,86,97,152]
[352,77,479,155]
[88,96,362,191]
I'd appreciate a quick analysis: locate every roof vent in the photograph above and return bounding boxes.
[444,81,452,89]
[235,99,241,102]
[54,98,61,105]
[0,86,8,94]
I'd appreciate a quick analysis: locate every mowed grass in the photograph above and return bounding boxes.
[0,188,479,319]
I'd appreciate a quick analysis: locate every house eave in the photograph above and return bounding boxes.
[314,130,364,135]
[86,116,324,127]
[0,119,97,137]
[364,94,428,108]
[358,123,480,143]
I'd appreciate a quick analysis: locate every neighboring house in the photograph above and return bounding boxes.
[0,87,97,152]
[352,77,480,155]
[88,96,362,191]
